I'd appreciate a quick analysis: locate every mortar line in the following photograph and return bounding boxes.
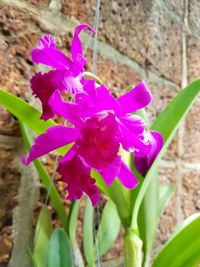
[183,162,200,172]
[160,158,200,171]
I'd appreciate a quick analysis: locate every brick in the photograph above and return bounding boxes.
[0,235,12,263]
[157,195,177,244]
[159,166,177,187]
[182,171,200,217]
[26,0,50,8]
[62,0,95,27]
[0,5,39,96]
[188,0,200,36]
[0,5,42,135]
[0,150,21,228]
[146,81,179,120]
[164,0,184,17]
[188,36,200,83]
[183,99,200,163]
[0,107,20,136]
[156,167,177,244]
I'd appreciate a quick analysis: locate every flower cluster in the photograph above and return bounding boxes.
[23,24,163,206]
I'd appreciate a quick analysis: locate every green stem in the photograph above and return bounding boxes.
[125,228,143,267]
[83,71,103,85]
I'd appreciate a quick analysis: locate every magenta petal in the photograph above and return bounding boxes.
[96,85,120,115]
[38,34,57,49]
[134,157,148,177]
[77,114,120,170]
[32,47,72,70]
[117,161,138,189]
[49,90,83,126]
[118,81,152,114]
[119,121,152,157]
[100,156,121,186]
[31,71,58,120]
[120,114,146,135]
[134,130,164,176]
[48,70,83,94]
[64,74,83,94]
[22,126,80,165]
[71,24,95,62]
[57,155,99,206]
[75,81,120,119]
[147,130,164,166]
[74,24,96,37]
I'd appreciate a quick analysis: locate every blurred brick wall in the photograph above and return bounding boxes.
[1,0,200,265]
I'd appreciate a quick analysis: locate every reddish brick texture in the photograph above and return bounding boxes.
[0,0,200,265]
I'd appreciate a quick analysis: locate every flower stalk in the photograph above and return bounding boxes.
[125,228,143,267]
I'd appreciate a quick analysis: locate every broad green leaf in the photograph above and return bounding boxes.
[68,200,80,246]
[83,198,95,267]
[47,228,74,267]
[19,122,68,231]
[138,171,158,266]
[131,79,200,229]
[95,200,120,258]
[33,207,52,267]
[152,213,200,267]
[158,184,175,218]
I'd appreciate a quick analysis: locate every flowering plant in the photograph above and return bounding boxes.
[1,24,200,267]
[22,24,162,208]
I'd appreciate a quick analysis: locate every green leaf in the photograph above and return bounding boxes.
[158,184,175,218]
[95,200,120,258]
[83,198,95,267]
[68,201,85,266]
[68,200,81,246]
[131,79,200,230]
[0,89,55,134]
[152,213,200,267]
[33,207,52,267]
[19,122,68,231]
[47,228,74,267]
[138,170,159,266]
